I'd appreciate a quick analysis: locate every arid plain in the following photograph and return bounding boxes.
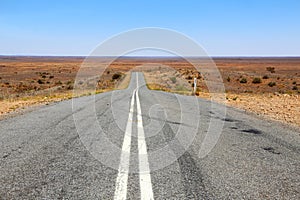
[0,56,299,126]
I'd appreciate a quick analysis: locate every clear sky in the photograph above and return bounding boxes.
[1,0,300,56]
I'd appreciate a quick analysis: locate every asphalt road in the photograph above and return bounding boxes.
[0,72,299,199]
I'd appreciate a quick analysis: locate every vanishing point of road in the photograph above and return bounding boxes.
[0,72,299,199]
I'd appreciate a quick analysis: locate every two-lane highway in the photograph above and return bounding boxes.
[0,72,299,199]
[114,73,153,200]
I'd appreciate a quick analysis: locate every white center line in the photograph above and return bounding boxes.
[114,73,154,200]
[114,88,136,200]
[136,73,154,200]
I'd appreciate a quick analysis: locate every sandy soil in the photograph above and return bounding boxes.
[0,56,299,127]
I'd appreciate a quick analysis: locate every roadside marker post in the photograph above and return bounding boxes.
[193,78,197,95]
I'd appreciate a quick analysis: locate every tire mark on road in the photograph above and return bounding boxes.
[162,123,212,199]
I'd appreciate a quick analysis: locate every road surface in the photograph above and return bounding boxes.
[0,72,299,199]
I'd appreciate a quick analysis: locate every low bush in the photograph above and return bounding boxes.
[240,78,247,83]
[112,73,122,80]
[268,82,276,87]
[37,79,44,84]
[186,75,193,80]
[262,75,269,79]
[170,77,177,83]
[252,77,262,84]
[266,67,275,73]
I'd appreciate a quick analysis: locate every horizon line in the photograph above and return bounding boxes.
[1,54,300,58]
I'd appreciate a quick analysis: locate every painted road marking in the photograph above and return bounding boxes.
[114,73,154,200]
[136,88,154,200]
[114,88,136,200]
[136,72,154,200]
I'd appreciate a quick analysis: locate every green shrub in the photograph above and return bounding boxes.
[227,76,231,82]
[262,75,269,79]
[240,78,247,83]
[252,77,262,84]
[170,77,177,83]
[292,86,298,90]
[268,82,276,87]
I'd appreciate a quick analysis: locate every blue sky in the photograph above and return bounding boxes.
[1,0,300,56]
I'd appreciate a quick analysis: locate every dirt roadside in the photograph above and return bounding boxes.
[0,56,299,127]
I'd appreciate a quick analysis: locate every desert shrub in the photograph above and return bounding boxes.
[186,75,193,80]
[252,77,262,84]
[112,73,122,80]
[49,75,54,79]
[268,82,276,87]
[227,76,231,82]
[266,67,275,73]
[262,75,269,79]
[170,77,177,83]
[292,81,297,85]
[240,78,247,83]
[292,86,298,90]
[41,75,47,78]
[37,79,44,84]
[67,85,73,90]
[56,81,62,85]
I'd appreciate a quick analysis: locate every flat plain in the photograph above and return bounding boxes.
[0,56,299,126]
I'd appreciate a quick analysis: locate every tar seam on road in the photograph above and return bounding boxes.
[114,73,154,200]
